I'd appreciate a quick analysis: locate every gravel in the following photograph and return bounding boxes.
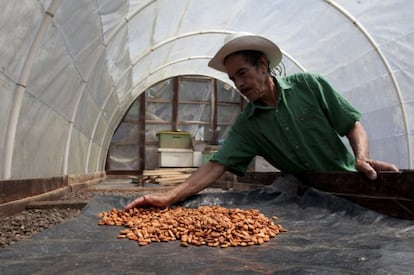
[0,207,82,248]
[0,191,141,249]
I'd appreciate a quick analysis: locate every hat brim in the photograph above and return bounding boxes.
[208,34,282,73]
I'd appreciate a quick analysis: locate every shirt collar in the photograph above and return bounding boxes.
[245,76,293,117]
[275,76,294,90]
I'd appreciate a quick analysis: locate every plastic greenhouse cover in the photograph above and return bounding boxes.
[0,176,413,274]
[2,0,413,180]
[122,0,414,169]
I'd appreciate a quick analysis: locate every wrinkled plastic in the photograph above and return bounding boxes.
[0,175,413,274]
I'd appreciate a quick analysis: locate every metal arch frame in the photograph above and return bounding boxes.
[324,0,411,167]
[95,0,310,171]
[106,31,307,125]
[4,1,407,179]
[2,0,62,179]
[102,0,310,100]
[125,48,307,97]
[112,29,307,99]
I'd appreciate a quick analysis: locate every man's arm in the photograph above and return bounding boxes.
[125,161,228,210]
[346,121,398,180]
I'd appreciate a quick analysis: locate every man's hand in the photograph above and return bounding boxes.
[355,158,399,180]
[124,162,228,211]
[347,121,399,180]
[125,192,173,211]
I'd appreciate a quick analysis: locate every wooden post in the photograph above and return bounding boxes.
[172,77,179,131]
[139,92,146,171]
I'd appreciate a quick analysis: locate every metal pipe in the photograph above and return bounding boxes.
[324,0,411,167]
[2,0,62,179]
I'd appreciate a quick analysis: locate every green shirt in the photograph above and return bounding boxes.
[210,72,361,176]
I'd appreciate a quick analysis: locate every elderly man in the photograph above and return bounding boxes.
[125,32,398,210]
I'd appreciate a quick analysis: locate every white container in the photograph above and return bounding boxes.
[158,148,193,167]
[192,151,202,167]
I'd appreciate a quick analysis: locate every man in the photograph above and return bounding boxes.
[125,32,398,210]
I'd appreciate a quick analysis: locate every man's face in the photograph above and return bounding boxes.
[224,53,268,102]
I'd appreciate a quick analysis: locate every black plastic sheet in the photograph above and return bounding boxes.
[1,175,413,274]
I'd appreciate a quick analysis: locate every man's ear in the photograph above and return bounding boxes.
[259,55,269,72]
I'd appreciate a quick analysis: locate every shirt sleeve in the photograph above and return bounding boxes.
[209,116,257,176]
[305,73,361,136]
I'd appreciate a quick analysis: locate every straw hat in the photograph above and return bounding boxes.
[208,32,282,73]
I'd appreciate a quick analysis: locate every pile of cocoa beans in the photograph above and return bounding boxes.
[98,205,286,248]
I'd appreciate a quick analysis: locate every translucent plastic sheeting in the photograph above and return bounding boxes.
[81,0,414,170]
[1,0,413,180]
[1,176,413,274]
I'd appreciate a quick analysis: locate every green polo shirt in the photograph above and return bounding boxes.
[210,72,361,176]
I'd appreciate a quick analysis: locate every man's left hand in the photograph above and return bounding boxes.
[356,159,399,180]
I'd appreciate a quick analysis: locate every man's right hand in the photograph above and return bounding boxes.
[124,192,173,210]
[124,161,228,211]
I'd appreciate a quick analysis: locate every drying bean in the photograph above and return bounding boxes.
[97,205,286,248]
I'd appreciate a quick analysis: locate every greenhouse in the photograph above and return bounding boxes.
[1,1,413,274]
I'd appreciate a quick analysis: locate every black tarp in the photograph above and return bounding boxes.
[1,175,413,274]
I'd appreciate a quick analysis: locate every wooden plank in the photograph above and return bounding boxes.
[0,177,67,204]
[157,180,185,185]
[26,200,89,210]
[238,171,282,185]
[298,170,414,199]
[84,186,173,192]
[297,170,414,220]
[141,168,194,186]
[143,168,195,176]
[0,186,72,218]
[154,174,190,181]
[336,194,414,220]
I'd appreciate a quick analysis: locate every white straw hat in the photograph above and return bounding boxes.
[208,32,282,73]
